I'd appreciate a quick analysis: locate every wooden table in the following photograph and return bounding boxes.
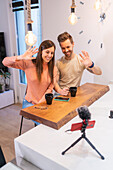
[15,83,113,170]
[20,83,109,130]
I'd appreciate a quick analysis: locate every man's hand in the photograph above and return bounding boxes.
[79,51,92,67]
[17,46,38,60]
[59,87,69,96]
[79,50,102,75]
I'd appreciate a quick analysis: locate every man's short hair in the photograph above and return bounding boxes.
[57,32,74,44]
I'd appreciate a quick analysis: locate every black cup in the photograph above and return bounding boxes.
[45,93,53,105]
[69,87,77,97]
[109,110,113,118]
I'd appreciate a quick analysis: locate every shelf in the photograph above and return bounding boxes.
[0,90,14,109]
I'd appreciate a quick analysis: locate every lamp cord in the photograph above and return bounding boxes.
[72,0,75,6]
[27,0,33,23]
[71,0,76,8]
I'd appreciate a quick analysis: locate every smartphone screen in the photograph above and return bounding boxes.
[54,97,70,101]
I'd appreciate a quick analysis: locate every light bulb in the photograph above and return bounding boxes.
[25,31,37,46]
[94,0,101,10]
[68,12,78,25]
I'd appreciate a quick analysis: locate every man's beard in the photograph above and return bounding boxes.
[65,50,73,59]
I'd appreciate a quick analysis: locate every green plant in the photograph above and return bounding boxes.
[0,69,11,79]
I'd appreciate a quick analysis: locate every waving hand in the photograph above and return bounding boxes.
[79,51,92,67]
[17,46,38,60]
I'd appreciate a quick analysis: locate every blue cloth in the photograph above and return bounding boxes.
[22,98,40,125]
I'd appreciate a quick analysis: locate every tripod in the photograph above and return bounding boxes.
[62,120,105,160]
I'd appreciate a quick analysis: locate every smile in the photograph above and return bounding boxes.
[46,57,51,60]
[65,52,70,55]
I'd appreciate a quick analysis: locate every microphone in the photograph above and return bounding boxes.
[65,106,95,133]
[76,106,91,120]
[76,106,91,133]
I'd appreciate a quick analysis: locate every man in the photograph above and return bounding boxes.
[55,32,102,91]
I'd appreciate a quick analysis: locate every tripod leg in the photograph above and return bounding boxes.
[84,136,105,160]
[62,136,82,155]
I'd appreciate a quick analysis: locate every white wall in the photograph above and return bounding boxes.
[0,0,15,89]
[0,0,11,56]
[0,0,113,103]
[0,0,25,103]
[41,0,113,85]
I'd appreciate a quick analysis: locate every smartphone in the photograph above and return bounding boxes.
[71,120,95,131]
[54,97,70,102]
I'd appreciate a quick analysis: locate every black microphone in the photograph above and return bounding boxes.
[76,106,91,133]
[77,106,91,120]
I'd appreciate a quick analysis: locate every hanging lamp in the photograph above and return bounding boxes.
[68,0,78,25]
[25,0,37,46]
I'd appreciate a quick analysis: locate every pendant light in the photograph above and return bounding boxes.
[25,0,37,46]
[68,0,78,25]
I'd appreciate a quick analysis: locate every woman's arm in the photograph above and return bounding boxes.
[2,47,38,68]
[38,83,54,103]
[2,56,18,67]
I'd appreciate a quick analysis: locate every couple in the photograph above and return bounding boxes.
[3,32,102,108]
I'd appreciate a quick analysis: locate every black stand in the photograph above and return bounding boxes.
[0,146,6,168]
[62,121,105,160]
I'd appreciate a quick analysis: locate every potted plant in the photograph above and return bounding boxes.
[0,69,11,91]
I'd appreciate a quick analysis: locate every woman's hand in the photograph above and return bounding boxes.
[16,46,38,60]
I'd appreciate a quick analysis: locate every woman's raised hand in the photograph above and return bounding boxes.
[17,46,38,60]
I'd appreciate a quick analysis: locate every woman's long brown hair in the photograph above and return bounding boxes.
[32,40,56,83]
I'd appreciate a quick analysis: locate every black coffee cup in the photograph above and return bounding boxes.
[69,87,77,97]
[109,110,113,118]
[45,93,53,105]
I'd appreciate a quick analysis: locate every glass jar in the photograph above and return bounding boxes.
[5,77,10,91]
[0,75,5,93]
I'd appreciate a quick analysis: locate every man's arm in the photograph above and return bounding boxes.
[54,82,69,96]
[54,64,69,95]
[79,51,102,75]
[86,64,102,75]
[54,72,69,95]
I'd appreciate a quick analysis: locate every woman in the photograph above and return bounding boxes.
[3,40,68,131]
[3,40,58,106]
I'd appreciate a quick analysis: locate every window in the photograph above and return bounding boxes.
[14,0,42,84]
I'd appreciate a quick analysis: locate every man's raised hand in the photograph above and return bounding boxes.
[79,51,92,67]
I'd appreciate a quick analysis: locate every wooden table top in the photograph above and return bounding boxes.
[20,83,109,130]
